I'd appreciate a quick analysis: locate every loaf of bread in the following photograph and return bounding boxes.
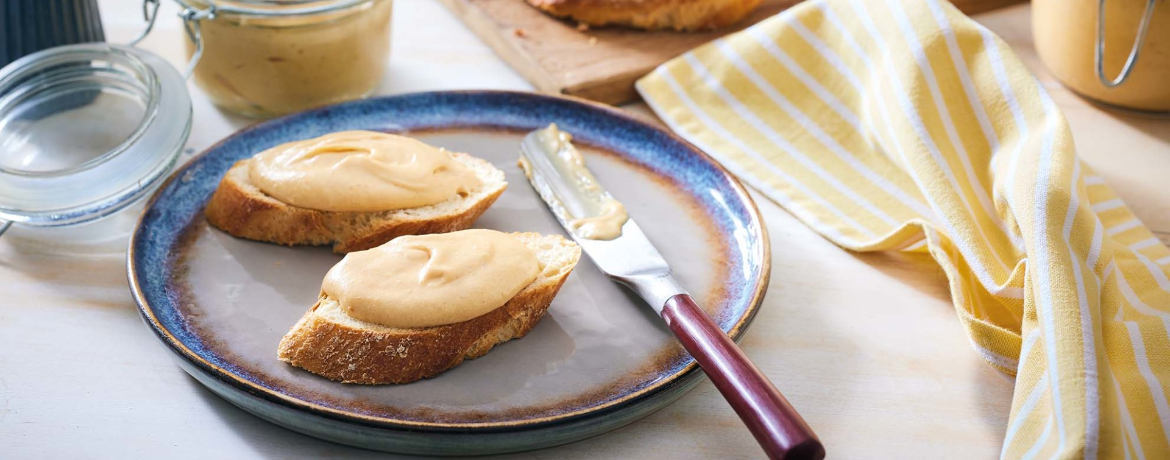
[277,232,582,384]
[526,0,764,31]
[204,153,506,253]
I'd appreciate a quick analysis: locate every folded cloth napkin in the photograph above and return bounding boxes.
[636,0,1170,457]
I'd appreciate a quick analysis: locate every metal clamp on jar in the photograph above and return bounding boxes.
[1034,0,1170,114]
[174,0,394,118]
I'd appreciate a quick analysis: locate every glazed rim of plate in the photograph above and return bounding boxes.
[127,90,772,431]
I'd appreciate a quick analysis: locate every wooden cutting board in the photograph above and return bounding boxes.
[435,0,1025,105]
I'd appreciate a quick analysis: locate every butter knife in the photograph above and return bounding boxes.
[519,124,824,460]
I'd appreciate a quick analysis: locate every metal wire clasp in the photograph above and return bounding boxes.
[126,0,216,79]
[1095,0,1159,88]
[127,0,161,47]
[178,0,218,79]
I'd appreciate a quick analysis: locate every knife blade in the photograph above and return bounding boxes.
[519,126,683,311]
[520,124,824,460]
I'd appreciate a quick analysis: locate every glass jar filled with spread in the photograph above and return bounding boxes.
[1033,0,1170,113]
[177,0,393,118]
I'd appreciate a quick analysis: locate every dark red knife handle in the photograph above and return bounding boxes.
[661,294,824,460]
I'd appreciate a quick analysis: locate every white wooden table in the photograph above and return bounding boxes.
[1,1,1166,458]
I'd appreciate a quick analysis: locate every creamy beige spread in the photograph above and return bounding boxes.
[520,124,628,240]
[248,130,480,212]
[321,229,540,328]
[186,0,394,117]
[568,199,628,240]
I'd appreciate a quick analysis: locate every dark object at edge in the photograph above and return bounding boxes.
[1,0,106,68]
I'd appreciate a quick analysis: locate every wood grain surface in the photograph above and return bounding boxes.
[434,0,1026,104]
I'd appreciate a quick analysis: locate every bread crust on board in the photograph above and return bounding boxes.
[526,0,764,31]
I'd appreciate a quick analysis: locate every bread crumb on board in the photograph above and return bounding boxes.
[513,28,527,38]
[576,22,590,31]
[588,36,598,46]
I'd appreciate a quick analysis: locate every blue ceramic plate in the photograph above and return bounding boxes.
[129,91,769,455]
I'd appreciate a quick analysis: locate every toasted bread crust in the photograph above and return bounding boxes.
[204,154,506,253]
[276,276,569,384]
[526,0,763,31]
[277,233,581,384]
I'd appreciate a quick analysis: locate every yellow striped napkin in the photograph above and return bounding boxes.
[636,0,1170,457]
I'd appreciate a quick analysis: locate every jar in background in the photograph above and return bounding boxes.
[179,0,393,118]
[1033,0,1170,113]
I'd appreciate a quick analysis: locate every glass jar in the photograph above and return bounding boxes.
[0,43,191,251]
[178,0,394,118]
[1033,0,1170,113]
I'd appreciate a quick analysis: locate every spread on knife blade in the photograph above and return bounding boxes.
[519,123,628,240]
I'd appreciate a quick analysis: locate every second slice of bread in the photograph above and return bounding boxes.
[277,232,582,384]
[205,152,506,253]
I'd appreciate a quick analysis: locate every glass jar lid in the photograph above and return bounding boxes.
[0,43,191,229]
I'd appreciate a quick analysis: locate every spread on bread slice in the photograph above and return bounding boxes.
[278,230,582,384]
[205,131,507,253]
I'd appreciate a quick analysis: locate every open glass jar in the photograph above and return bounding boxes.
[178,0,394,118]
[0,43,191,250]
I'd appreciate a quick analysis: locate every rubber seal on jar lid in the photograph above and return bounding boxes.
[0,43,192,230]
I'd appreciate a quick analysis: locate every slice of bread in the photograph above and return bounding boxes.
[204,152,506,253]
[277,232,582,384]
